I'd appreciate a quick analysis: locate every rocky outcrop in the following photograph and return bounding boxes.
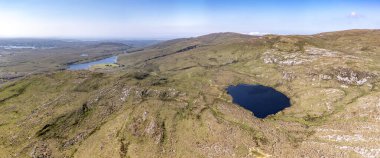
[334,68,375,85]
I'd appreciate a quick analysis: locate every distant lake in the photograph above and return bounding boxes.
[0,46,36,49]
[68,56,118,70]
[0,45,56,49]
[226,84,290,118]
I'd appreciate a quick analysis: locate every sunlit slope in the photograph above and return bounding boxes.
[1,30,379,157]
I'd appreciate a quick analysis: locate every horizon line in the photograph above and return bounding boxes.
[0,29,378,41]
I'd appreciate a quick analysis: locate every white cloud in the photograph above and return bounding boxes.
[348,11,363,18]
[350,11,357,17]
[247,32,270,36]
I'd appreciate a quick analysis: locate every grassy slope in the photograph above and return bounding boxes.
[1,30,379,157]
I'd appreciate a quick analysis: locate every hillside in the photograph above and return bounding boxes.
[0,40,139,84]
[0,30,379,157]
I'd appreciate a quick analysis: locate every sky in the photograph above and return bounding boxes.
[0,0,379,39]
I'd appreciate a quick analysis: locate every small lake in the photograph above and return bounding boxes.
[68,56,118,70]
[226,84,290,118]
[0,46,36,49]
[0,45,56,49]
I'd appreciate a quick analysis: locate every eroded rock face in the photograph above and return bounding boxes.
[63,132,88,148]
[31,142,52,158]
[262,50,310,66]
[305,47,339,57]
[334,68,374,85]
[262,47,343,66]
[282,71,296,81]
[0,72,26,85]
[262,47,332,66]
[133,87,180,101]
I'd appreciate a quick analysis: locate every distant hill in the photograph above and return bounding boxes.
[0,39,160,49]
[90,42,131,48]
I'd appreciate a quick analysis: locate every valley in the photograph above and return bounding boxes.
[0,40,153,85]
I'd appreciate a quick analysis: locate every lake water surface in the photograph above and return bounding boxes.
[0,46,36,49]
[226,84,290,118]
[68,56,117,70]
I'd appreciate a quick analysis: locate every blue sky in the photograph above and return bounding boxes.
[0,0,379,39]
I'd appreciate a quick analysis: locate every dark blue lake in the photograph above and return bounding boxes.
[226,84,290,118]
[68,56,117,70]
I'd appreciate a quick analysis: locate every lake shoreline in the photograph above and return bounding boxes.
[67,56,118,70]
